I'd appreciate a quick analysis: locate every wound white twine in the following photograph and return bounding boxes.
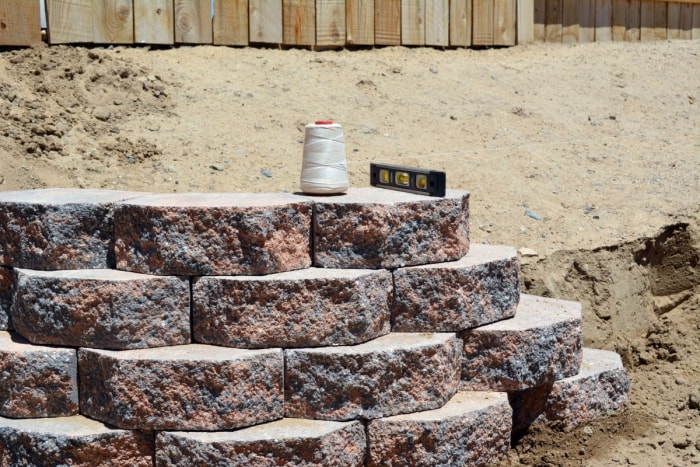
[300,121,349,195]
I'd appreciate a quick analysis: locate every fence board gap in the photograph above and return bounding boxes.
[401,0,425,45]
[346,0,374,45]
[250,0,283,44]
[375,0,401,45]
[451,0,472,46]
[426,0,449,46]
[473,0,495,45]
[316,0,345,47]
[0,0,41,46]
[666,2,681,38]
[544,0,562,42]
[135,0,173,45]
[175,0,212,44]
[214,0,249,45]
[284,0,315,46]
[47,0,93,44]
[494,0,516,45]
[624,0,641,41]
[517,0,534,44]
[595,0,612,41]
[562,0,579,42]
[534,0,545,41]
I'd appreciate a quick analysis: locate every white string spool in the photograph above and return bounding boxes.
[300,121,349,195]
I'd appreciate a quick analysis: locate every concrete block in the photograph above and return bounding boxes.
[193,268,392,348]
[156,419,366,466]
[460,294,583,391]
[310,187,470,269]
[392,244,520,332]
[0,415,153,466]
[285,332,462,421]
[0,267,11,330]
[114,193,312,276]
[0,331,78,418]
[0,189,143,270]
[12,268,190,350]
[510,347,630,434]
[79,345,284,431]
[367,391,512,467]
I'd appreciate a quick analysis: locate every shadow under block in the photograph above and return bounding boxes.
[156,419,366,466]
[460,294,583,391]
[79,345,284,431]
[367,391,511,466]
[113,192,312,276]
[310,187,470,269]
[0,331,78,418]
[0,415,153,466]
[12,268,190,350]
[284,332,462,421]
[0,189,143,270]
[193,268,392,348]
[392,243,520,332]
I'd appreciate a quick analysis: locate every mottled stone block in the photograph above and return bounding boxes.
[510,348,630,434]
[193,268,392,348]
[310,187,470,269]
[114,193,311,276]
[12,268,190,350]
[392,243,520,332]
[0,415,153,466]
[156,419,366,467]
[460,294,583,392]
[367,391,511,467]
[0,331,78,418]
[0,267,11,330]
[285,333,462,421]
[79,345,283,431]
[0,189,143,270]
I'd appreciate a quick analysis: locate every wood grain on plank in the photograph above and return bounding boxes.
[596,0,612,40]
[375,0,401,44]
[692,4,700,38]
[46,0,93,44]
[214,0,248,45]
[284,0,315,45]
[250,0,283,43]
[426,0,449,46]
[517,0,535,43]
[135,0,174,44]
[612,0,627,40]
[653,0,667,39]
[624,0,641,40]
[494,0,516,45]
[346,0,374,45]
[578,0,596,41]
[316,0,345,46]
[401,0,425,45]
[534,0,546,40]
[94,0,133,44]
[562,0,579,42]
[174,0,212,44]
[473,0,495,44]
[666,2,681,37]
[0,0,41,46]
[450,0,472,46]
[545,0,562,42]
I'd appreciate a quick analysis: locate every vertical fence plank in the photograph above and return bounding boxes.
[624,0,640,41]
[693,4,700,39]
[640,0,653,39]
[678,3,692,39]
[250,0,283,43]
[0,0,41,46]
[316,0,345,46]
[666,2,681,39]
[578,0,595,41]
[494,0,516,45]
[214,0,249,45]
[473,0,495,44]
[135,0,174,44]
[94,0,133,44]
[517,0,534,44]
[612,0,626,40]
[375,0,400,44]
[534,0,545,40]
[544,0,562,42]
[426,0,449,46]
[284,0,315,45]
[401,0,425,45]
[346,0,374,45]
[562,0,579,42]
[450,0,472,46]
[653,1,666,40]
[595,0,612,40]
[47,0,93,44]
[175,0,212,44]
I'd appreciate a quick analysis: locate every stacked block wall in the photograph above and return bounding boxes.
[0,188,628,465]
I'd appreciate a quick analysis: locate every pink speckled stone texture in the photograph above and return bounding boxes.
[0,331,78,418]
[285,333,462,421]
[12,268,190,350]
[509,347,630,435]
[193,268,392,348]
[113,192,312,276]
[156,419,366,467]
[0,415,153,466]
[367,391,512,467]
[0,189,143,270]
[460,294,583,392]
[392,243,520,332]
[310,188,470,269]
[0,267,11,330]
[79,345,284,431]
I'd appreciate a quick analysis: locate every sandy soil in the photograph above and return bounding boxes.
[1,40,698,466]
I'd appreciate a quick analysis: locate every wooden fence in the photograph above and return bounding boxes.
[0,1,698,48]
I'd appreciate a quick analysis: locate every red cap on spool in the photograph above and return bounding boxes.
[315,120,334,125]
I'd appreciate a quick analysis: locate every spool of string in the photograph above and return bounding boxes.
[300,121,349,195]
